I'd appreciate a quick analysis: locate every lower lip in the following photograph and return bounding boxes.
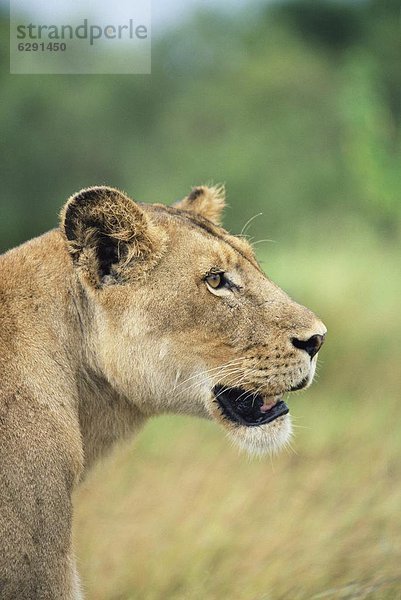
[216,392,289,427]
[250,400,289,426]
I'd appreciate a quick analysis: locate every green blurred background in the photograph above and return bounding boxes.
[1,1,401,598]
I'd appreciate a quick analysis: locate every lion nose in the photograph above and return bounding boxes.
[292,333,325,358]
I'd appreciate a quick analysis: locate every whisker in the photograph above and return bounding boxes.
[252,238,276,246]
[284,438,298,456]
[176,368,243,398]
[213,375,248,402]
[173,358,244,391]
[177,366,249,399]
[239,212,263,236]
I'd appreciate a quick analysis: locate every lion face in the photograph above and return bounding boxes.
[61,185,326,456]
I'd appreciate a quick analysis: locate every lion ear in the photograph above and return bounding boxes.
[60,186,165,287]
[174,185,225,226]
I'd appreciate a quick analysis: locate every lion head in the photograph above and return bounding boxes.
[61,185,326,456]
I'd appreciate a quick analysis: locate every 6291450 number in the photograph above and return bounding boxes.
[17,42,67,52]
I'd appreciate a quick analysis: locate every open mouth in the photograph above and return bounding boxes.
[213,385,289,427]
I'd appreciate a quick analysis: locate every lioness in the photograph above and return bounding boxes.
[0,185,325,598]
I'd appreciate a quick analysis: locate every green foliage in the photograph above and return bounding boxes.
[271,0,364,53]
[0,0,400,250]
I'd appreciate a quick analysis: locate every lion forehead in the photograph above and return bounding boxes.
[145,203,261,272]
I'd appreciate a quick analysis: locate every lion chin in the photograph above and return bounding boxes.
[226,416,293,457]
[208,388,293,456]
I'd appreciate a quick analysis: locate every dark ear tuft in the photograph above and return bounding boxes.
[60,186,166,287]
[173,185,226,225]
[187,187,204,202]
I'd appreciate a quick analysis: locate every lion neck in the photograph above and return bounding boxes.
[0,229,147,476]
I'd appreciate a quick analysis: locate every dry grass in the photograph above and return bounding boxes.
[74,235,401,599]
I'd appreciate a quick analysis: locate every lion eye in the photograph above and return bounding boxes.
[205,272,224,289]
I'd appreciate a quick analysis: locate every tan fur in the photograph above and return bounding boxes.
[0,185,325,598]
[174,184,226,225]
